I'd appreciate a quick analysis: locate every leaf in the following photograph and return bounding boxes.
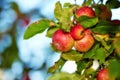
[113,37,120,48]
[113,37,120,56]
[48,72,72,80]
[76,60,92,74]
[92,20,120,34]
[92,47,108,64]
[54,1,62,21]
[24,19,52,39]
[60,8,73,31]
[63,2,73,7]
[93,33,111,50]
[84,0,92,6]
[47,58,66,73]
[76,61,87,74]
[71,73,82,80]
[46,27,59,38]
[108,59,120,78]
[48,72,82,80]
[106,0,120,9]
[1,35,19,68]
[62,50,83,62]
[54,1,74,31]
[83,43,100,58]
[77,16,98,28]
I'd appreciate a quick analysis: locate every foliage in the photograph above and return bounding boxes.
[24,0,120,80]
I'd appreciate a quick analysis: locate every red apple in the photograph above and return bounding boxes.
[111,20,120,25]
[74,29,94,52]
[22,16,30,26]
[97,68,114,80]
[70,24,85,40]
[95,5,112,21]
[22,72,30,80]
[52,30,74,52]
[75,6,95,18]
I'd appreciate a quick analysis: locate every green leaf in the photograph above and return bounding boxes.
[113,37,120,56]
[1,36,19,68]
[63,2,73,7]
[83,43,100,58]
[92,20,120,34]
[60,8,73,31]
[54,1,74,31]
[48,72,72,80]
[62,50,83,62]
[24,19,52,39]
[47,58,66,73]
[84,0,92,6]
[106,0,120,9]
[76,60,92,74]
[48,72,82,80]
[71,73,82,80]
[92,47,108,64]
[54,1,62,21]
[108,59,120,78]
[76,61,87,74]
[113,38,120,49]
[84,68,95,76]
[46,27,59,38]
[77,16,98,28]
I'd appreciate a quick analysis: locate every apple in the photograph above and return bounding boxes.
[74,29,94,52]
[70,24,85,40]
[75,6,95,18]
[97,68,114,80]
[95,5,112,21]
[52,29,74,52]
[111,20,120,24]
[22,72,30,80]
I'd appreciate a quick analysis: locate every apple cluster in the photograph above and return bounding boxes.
[52,6,95,52]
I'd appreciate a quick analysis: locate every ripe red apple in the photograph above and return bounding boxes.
[70,24,85,40]
[111,20,120,24]
[74,29,94,52]
[52,29,74,52]
[97,68,114,80]
[22,16,30,26]
[22,72,30,80]
[75,6,95,18]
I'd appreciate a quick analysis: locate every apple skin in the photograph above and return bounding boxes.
[75,6,95,18]
[70,24,85,40]
[52,30,74,52]
[74,29,94,52]
[97,68,114,80]
[111,20,120,24]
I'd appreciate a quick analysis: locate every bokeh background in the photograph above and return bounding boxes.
[0,0,120,80]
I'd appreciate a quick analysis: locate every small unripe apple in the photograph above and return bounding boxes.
[75,6,95,18]
[70,24,85,40]
[52,30,74,52]
[97,68,114,80]
[74,29,94,52]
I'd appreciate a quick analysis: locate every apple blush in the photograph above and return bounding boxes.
[74,29,94,52]
[75,6,95,18]
[70,24,85,40]
[52,30,74,52]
